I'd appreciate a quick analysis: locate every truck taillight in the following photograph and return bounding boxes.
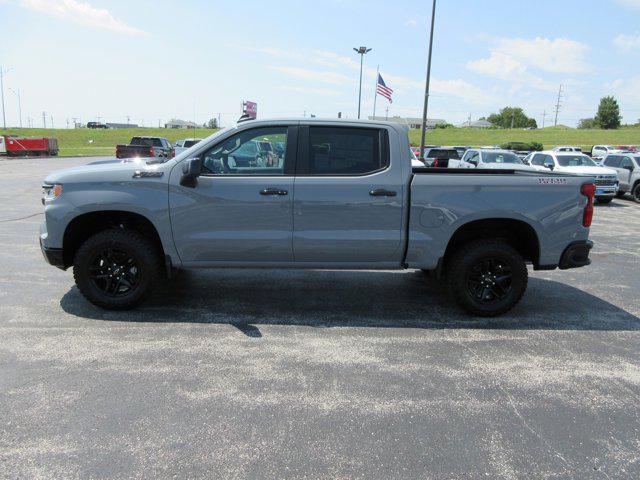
[149,147,155,156]
[581,183,596,227]
[171,148,175,158]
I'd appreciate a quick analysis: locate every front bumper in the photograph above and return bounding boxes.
[559,240,593,270]
[40,237,65,269]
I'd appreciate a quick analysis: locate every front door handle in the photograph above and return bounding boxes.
[369,188,397,197]
[260,188,288,196]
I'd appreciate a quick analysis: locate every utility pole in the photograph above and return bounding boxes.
[385,106,389,121]
[554,85,563,127]
[419,0,437,160]
[510,110,515,129]
[353,46,372,119]
[42,111,47,128]
[0,66,14,130]
[8,87,21,128]
[468,114,471,127]
[218,112,221,128]
[50,114,54,129]
[541,110,548,129]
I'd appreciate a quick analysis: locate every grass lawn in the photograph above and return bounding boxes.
[0,127,219,156]
[408,126,640,151]
[1,125,639,157]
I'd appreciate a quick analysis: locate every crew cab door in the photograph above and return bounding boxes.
[168,125,296,264]
[292,125,403,264]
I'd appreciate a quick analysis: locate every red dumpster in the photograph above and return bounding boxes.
[1,135,59,156]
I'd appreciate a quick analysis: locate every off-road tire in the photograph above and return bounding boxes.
[447,239,528,317]
[73,229,162,310]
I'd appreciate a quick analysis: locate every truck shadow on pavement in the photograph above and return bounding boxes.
[59,269,640,336]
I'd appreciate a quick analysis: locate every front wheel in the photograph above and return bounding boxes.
[73,229,162,309]
[633,183,640,203]
[596,197,613,204]
[616,191,626,198]
[446,239,528,317]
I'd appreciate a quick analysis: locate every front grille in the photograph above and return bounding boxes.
[595,179,616,186]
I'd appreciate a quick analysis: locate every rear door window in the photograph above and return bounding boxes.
[621,157,634,168]
[305,127,388,175]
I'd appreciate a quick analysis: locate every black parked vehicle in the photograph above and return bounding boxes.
[116,137,174,160]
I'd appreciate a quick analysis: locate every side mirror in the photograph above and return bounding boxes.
[545,163,554,170]
[180,157,202,187]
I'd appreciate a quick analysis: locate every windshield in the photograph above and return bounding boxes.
[184,140,201,148]
[556,155,596,167]
[633,156,640,167]
[482,152,522,164]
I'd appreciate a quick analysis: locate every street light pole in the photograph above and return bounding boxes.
[419,0,437,160]
[9,88,21,128]
[353,46,372,119]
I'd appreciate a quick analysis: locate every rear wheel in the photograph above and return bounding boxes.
[446,239,528,317]
[73,229,162,310]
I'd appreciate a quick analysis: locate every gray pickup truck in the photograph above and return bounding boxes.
[40,119,596,316]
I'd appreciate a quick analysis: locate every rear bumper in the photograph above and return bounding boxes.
[559,240,593,270]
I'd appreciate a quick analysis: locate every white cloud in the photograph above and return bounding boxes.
[405,19,418,27]
[278,86,339,97]
[615,0,640,8]
[260,46,495,106]
[19,0,149,36]
[492,37,589,74]
[614,33,640,50]
[466,51,557,92]
[269,66,354,85]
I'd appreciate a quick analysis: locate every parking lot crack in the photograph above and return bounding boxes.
[0,212,43,223]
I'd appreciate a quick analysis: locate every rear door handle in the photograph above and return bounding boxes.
[260,188,288,196]
[369,188,397,197]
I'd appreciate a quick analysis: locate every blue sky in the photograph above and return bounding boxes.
[2,0,640,128]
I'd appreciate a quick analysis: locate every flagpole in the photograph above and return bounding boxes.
[373,65,379,118]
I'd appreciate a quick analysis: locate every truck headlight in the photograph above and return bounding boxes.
[42,183,63,203]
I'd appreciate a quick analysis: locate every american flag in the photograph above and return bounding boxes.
[376,73,393,103]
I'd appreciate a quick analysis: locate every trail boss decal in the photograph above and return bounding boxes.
[538,177,567,185]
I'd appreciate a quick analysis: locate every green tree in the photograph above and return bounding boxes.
[594,96,621,129]
[486,107,538,129]
[578,118,597,129]
[206,117,218,129]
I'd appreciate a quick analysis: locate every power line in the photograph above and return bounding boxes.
[541,110,548,128]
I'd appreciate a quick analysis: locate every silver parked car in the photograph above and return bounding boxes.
[601,153,640,202]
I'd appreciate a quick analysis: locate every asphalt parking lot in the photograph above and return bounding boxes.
[1,156,639,479]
